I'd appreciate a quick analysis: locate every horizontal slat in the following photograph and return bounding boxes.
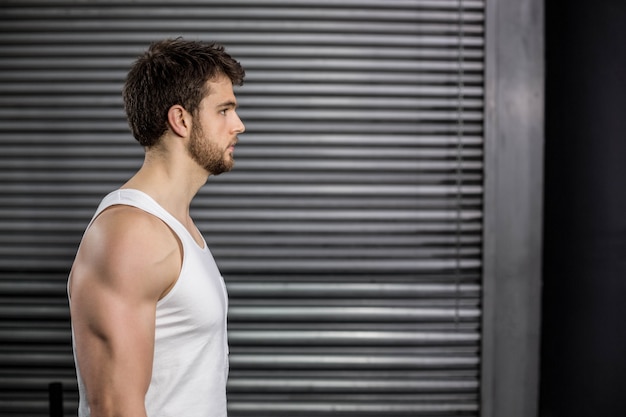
[1,0,484,9]
[228,330,479,345]
[0,219,484,233]
[228,378,478,392]
[228,306,480,321]
[0,373,477,394]
[0,375,77,390]
[0,352,72,367]
[228,282,481,297]
[0,244,483,256]
[0,400,76,417]
[0,96,484,110]
[1,1,484,15]
[0,330,71,343]
[1,160,483,173]
[0,348,478,367]
[0,133,485,144]
[1,13,483,29]
[0,280,481,297]
[0,170,482,181]
[0,150,482,163]
[0,207,483,220]
[1,197,484,211]
[0,20,484,37]
[0,183,483,195]
[0,106,484,119]
[227,400,477,414]
[229,354,478,370]
[0,306,481,325]
[0,122,483,134]
[0,282,67,296]
[0,61,483,74]
[0,71,484,86]
[0,82,484,96]
[0,223,483,237]
[0,260,482,272]
[210,247,482,259]
[0,32,484,48]
[0,45,485,61]
[0,112,483,127]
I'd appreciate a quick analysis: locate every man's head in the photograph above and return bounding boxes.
[122,38,245,147]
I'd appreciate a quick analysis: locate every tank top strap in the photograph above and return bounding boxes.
[90,189,205,250]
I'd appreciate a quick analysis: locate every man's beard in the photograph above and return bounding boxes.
[187,121,234,176]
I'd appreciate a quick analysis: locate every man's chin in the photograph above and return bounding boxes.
[207,161,234,176]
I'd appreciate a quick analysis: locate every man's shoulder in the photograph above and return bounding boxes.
[75,204,182,297]
[91,204,180,260]
[94,204,168,235]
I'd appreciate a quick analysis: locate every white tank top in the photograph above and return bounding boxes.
[71,189,229,417]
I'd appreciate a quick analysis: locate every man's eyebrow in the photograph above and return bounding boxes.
[216,100,238,109]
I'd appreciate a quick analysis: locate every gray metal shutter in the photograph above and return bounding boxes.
[0,1,485,416]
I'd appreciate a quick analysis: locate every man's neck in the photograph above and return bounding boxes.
[122,151,209,224]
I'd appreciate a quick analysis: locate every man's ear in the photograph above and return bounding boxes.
[166,105,191,138]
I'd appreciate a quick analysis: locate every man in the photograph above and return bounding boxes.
[68,38,245,417]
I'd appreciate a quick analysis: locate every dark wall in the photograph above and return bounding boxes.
[541,0,626,416]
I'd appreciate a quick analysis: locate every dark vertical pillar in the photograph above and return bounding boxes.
[542,0,626,416]
[48,382,64,417]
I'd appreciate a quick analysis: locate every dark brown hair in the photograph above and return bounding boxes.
[122,38,245,147]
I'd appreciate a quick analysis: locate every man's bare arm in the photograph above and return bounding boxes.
[69,206,181,417]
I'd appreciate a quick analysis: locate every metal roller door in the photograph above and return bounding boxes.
[0,1,485,415]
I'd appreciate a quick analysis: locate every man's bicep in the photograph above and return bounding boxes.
[72,266,157,360]
[70,259,157,411]
[69,215,164,414]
